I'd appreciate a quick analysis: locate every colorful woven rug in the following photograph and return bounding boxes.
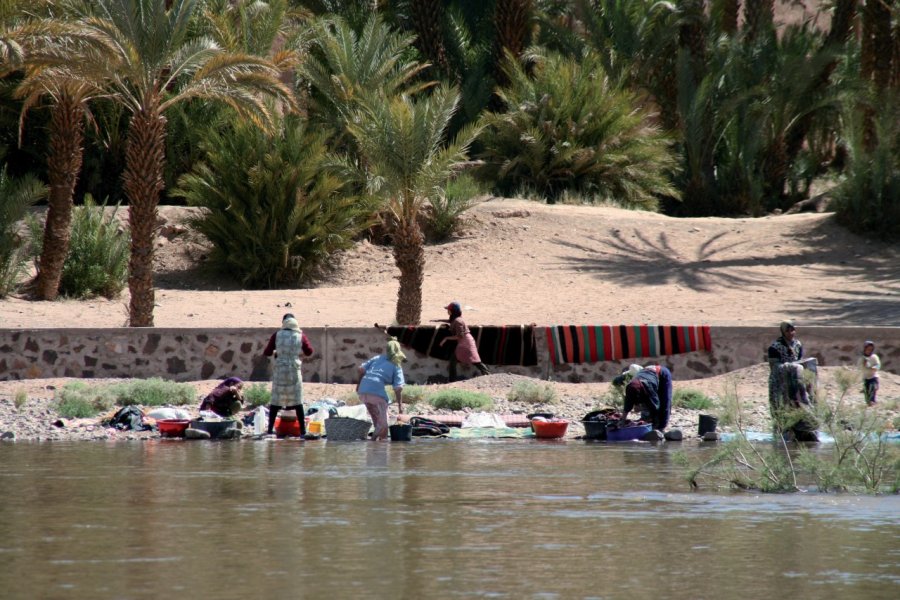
[545,325,712,365]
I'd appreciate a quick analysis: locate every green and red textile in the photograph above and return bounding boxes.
[545,325,712,365]
[386,325,538,366]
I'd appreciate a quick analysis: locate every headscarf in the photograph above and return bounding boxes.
[445,301,462,319]
[779,320,795,337]
[387,338,406,365]
[613,364,643,387]
[863,340,876,351]
[282,316,299,331]
[221,377,243,388]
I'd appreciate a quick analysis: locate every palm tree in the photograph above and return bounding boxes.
[345,84,480,325]
[0,161,46,297]
[300,14,431,153]
[198,0,307,65]
[407,0,451,77]
[13,12,112,300]
[713,0,740,36]
[743,0,773,42]
[492,0,533,88]
[52,0,294,326]
[861,0,892,92]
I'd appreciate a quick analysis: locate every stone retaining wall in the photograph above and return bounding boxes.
[0,326,896,384]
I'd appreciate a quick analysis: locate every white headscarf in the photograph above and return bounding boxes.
[282,317,299,331]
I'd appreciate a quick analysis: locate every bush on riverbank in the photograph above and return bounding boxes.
[677,375,900,494]
[507,381,557,405]
[243,383,270,408]
[429,390,493,411]
[55,379,196,418]
[672,389,714,411]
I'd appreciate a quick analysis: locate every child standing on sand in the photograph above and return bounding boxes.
[860,341,880,406]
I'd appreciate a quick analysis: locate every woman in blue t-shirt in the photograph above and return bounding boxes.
[357,338,406,440]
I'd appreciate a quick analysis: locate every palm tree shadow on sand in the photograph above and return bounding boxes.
[553,228,780,292]
[551,218,900,324]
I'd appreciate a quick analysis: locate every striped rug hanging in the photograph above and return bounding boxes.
[545,325,713,365]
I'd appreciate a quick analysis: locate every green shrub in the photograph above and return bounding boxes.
[174,113,374,287]
[0,165,46,297]
[507,381,557,405]
[104,378,196,407]
[338,391,361,406]
[55,382,115,418]
[58,195,129,298]
[427,174,483,241]
[13,389,27,410]
[243,383,270,408]
[672,388,714,411]
[400,385,428,406]
[429,390,494,411]
[475,51,678,206]
[833,96,900,240]
[57,396,102,419]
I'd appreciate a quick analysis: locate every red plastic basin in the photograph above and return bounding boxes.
[274,416,302,437]
[158,419,190,438]
[532,419,569,439]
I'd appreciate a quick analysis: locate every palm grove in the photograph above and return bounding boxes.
[0,0,897,327]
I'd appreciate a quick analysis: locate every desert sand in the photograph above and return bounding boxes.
[2,198,899,329]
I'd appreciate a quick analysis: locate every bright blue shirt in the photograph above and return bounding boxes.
[358,355,405,401]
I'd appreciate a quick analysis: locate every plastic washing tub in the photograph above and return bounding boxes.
[532,419,569,439]
[158,419,190,438]
[581,420,607,440]
[606,423,652,442]
[274,416,302,437]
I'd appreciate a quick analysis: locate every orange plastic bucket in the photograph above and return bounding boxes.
[274,415,301,437]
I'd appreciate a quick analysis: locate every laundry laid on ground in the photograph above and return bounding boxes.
[397,413,532,428]
[386,325,539,366]
[448,427,532,439]
[545,324,713,364]
[106,406,150,431]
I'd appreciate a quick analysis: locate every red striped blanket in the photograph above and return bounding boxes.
[545,325,712,365]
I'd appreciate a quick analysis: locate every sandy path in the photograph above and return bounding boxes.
[2,199,898,329]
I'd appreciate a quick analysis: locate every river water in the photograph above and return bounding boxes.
[1,439,897,599]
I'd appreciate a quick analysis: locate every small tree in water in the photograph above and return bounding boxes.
[676,376,899,494]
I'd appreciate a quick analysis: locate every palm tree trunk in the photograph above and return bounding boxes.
[743,0,773,42]
[785,0,858,167]
[864,0,892,91]
[123,104,166,327]
[679,0,708,85]
[392,217,425,325]
[409,0,451,77]
[493,0,533,88]
[860,0,892,150]
[714,0,740,36]
[892,16,900,89]
[763,133,788,209]
[35,93,84,300]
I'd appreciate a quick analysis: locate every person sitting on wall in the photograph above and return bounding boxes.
[199,377,244,417]
[618,365,673,432]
